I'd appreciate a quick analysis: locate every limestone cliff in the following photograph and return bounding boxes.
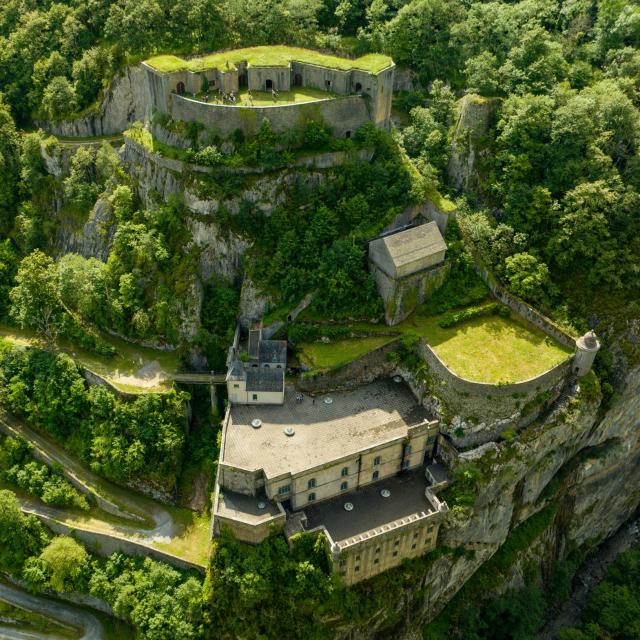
[36,65,151,137]
[336,364,640,640]
[447,95,498,195]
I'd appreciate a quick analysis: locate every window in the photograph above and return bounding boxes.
[401,459,410,470]
[345,130,351,138]
[428,526,434,533]
[414,532,419,539]
[252,394,258,401]
[373,456,381,466]
[427,435,436,445]
[340,481,348,491]
[339,559,346,567]
[355,555,360,561]
[374,558,379,564]
[375,547,380,554]
[233,384,239,388]
[277,485,290,495]
[354,565,360,572]
[308,478,316,489]
[404,444,412,455]
[372,470,379,481]
[308,492,316,502]
[394,540,400,546]
[341,466,349,477]
[411,544,417,550]
[393,551,398,557]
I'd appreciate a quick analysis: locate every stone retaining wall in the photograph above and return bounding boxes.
[458,219,577,349]
[170,93,370,139]
[34,513,205,574]
[297,340,399,393]
[418,339,573,398]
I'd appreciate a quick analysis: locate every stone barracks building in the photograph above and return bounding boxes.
[214,374,448,584]
[142,46,395,139]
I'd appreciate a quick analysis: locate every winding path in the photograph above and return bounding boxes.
[0,581,104,640]
[0,411,206,570]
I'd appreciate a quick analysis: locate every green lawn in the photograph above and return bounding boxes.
[0,323,179,393]
[297,306,572,383]
[299,335,397,370]
[399,313,572,383]
[194,86,336,106]
[146,46,393,74]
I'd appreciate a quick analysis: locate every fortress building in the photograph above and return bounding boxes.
[215,346,448,584]
[369,222,449,325]
[142,46,395,139]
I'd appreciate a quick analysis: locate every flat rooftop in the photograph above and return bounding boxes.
[304,469,436,544]
[216,489,282,525]
[145,46,393,74]
[223,380,430,479]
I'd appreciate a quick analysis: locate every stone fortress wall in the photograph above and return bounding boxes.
[142,55,394,139]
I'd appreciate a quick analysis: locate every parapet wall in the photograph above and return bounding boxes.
[169,94,370,138]
[418,339,573,398]
[458,219,577,350]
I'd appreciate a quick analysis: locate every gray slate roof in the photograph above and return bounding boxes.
[259,340,287,365]
[245,368,284,393]
[369,221,446,279]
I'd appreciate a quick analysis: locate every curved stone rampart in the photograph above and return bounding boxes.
[418,339,573,397]
[169,93,370,138]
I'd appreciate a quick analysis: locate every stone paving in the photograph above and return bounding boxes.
[223,380,429,478]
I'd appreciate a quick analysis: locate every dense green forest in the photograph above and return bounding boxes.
[1,0,639,638]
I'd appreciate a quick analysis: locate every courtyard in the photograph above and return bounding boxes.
[193,86,336,106]
[297,305,572,384]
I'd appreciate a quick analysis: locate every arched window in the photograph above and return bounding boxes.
[308,492,316,502]
[341,466,348,477]
[308,478,316,489]
[340,481,348,491]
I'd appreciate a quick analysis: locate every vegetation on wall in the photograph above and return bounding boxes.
[0,344,189,491]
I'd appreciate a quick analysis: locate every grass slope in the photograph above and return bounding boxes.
[146,46,393,74]
[297,306,572,383]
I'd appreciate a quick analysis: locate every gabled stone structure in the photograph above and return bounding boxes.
[369,222,449,325]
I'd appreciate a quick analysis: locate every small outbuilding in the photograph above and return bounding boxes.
[369,222,448,325]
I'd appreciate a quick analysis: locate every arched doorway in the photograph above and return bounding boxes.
[176,81,185,95]
[294,73,302,86]
[355,82,362,92]
[345,130,352,138]
[239,73,248,88]
[266,79,273,90]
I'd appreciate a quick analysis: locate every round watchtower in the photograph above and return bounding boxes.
[574,330,600,377]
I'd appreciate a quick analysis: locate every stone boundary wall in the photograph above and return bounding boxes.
[297,340,400,393]
[170,93,370,138]
[458,220,577,350]
[32,512,206,574]
[82,368,139,401]
[418,339,573,398]
[124,135,373,176]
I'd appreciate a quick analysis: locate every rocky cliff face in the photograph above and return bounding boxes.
[447,95,499,195]
[338,363,640,640]
[36,65,151,137]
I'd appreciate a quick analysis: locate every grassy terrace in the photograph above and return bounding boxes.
[297,306,573,384]
[193,87,335,106]
[146,46,393,74]
[0,324,179,393]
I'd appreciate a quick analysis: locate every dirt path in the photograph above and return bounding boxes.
[0,581,104,640]
[537,518,640,639]
[0,411,208,568]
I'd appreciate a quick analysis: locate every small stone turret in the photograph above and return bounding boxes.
[574,330,600,377]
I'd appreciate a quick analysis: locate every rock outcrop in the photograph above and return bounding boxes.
[36,65,151,137]
[448,95,499,194]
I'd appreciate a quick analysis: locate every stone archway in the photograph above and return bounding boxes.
[294,73,302,86]
[266,78,273,90]
[176,81,185,95]
[239,73,248,88]
[355,82,362,92]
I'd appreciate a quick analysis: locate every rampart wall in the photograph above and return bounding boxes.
[417,339,573,398]
[169,93,371,138]
[457,219,577,350]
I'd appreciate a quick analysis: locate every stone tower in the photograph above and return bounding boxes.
[574,330,600,377]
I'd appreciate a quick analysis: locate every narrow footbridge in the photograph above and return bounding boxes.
[170,372,227,385]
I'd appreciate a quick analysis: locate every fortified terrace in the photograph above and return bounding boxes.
[142,46,395,138]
